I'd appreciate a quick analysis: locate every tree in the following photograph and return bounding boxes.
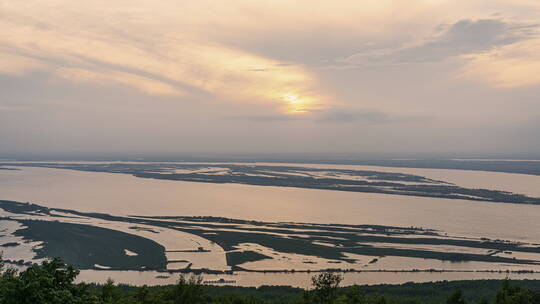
[160,275,206,304]
[447,289,467,304]
[336,285,365,304]
[135,285,152,304]
[310,272,343,304]
[100,278,119,304]
[495,279,540,304]
[0,258,96,304]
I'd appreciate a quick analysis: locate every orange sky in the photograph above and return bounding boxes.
[1,1,539,155]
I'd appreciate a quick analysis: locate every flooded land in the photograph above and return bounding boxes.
[1,161,540,287]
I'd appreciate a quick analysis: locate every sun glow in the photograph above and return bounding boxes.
[287,95,303,104]
[282,94,315,114]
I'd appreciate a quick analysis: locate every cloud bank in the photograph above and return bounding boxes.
[1,0,540,156]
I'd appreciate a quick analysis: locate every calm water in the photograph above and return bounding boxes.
[1,165,540,242]
[2,164,540,286]
[76,270,540,289]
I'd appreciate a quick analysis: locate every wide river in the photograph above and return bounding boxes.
[2,163,540,286]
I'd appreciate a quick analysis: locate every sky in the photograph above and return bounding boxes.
[1,0,539,157]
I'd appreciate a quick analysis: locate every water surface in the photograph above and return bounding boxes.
[1,166,540,242]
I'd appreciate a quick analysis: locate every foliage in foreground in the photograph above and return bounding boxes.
[2,258,540,303]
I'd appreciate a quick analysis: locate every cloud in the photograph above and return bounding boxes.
[225,114,304,122]
[460,36,540,88]
[227,108,425,125]
[1,1,540,155]
[316,110,391,123]
[343,18,539,65]
[314,109,426,124]
[0,53,47,75]
[55,67,186,97]
[0,2,327,113]
[0,105,31,111]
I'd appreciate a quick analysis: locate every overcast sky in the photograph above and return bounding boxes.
[1,1,539,157]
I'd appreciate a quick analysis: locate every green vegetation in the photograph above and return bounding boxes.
[0,167,17,171]
[317,159,540,177]
[2,258,540,303]
[226,251,272,268]
[3,200,540,272]
[7,162,540,205]
[14,220,166,270]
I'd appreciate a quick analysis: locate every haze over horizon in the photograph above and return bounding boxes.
[1,1,540,156]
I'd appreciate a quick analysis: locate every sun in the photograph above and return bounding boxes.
[285,95,301,104]
[282,94,312,114]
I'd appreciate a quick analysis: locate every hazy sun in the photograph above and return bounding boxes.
[285,95,301,104]
[282,94,312,114]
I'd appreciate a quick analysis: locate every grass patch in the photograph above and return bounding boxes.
[14,219,166,270]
